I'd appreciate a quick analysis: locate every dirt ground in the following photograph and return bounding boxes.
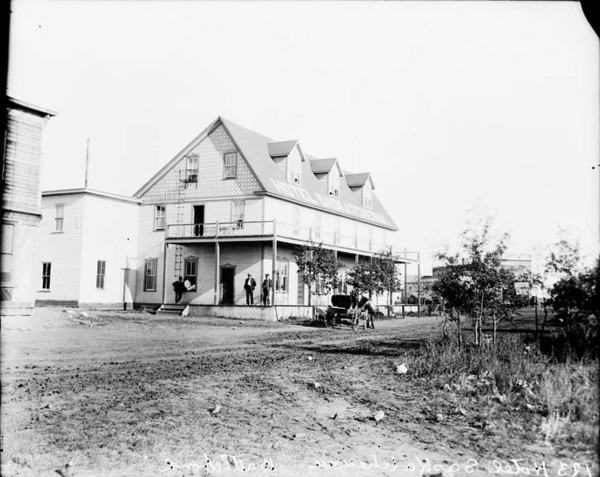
[1,308,597,477]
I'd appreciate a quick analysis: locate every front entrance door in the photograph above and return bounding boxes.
[221,267,235,305]
[193,205,204,237]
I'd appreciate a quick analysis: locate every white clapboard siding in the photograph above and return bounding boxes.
[35,195,85,301]
[78,195,139,304]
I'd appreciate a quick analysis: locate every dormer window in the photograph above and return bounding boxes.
[329,171,340,197]
[287,157,301,185]
[363,185,372,208]
[185,154,199,182]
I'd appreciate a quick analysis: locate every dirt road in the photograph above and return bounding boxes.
[1,309,595,477]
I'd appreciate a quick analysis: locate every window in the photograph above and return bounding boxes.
[329,172,340,197]
[154,205,166,231]
[54,204,64,232]
[232,200,245,228]
[186,154,199,182]
[41,262,52,290]
[1,223,15,283]
[276,257,288,292]
[184,257,197,289]
[144,259,158,291]
[96,260,106,289]
[363,186,372,209]
[313,212,321,241]
[224,152,238,179]
[292,207,300,235]
[287,157,301,184]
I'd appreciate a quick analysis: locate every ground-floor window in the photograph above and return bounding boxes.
[144,259,158,291]
[276,257,288,292]
[96,260,106,289]
[41,262,52,290]
[184,257,197,290]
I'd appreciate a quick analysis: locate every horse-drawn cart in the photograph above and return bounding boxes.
[318,294,374,331]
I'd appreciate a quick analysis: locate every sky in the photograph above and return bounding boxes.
[7,0,600,273]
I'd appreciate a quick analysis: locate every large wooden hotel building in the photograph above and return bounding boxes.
[36,117,414,319]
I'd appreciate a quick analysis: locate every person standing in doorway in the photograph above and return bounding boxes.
[262,273,273,306]
[244,273,256,305]
[172,276,184,303]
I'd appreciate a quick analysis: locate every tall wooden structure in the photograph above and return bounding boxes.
[1,97,55,315]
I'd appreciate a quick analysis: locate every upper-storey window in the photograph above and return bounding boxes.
[186,154,199,182]
[329,171,340,198]
[154,205,166,231]
[232,200,245,228]
[54,204,64,232]
[363,185,372,209]
[224,152,238,179]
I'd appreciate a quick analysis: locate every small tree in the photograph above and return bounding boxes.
[346,248,401,315]
[432,218,520,346]
[294,243,343,306]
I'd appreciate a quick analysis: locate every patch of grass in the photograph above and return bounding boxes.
[404,334,599,453]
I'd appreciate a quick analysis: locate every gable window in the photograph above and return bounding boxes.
[186,154,199,182]
[184,257,197,290]
[232,200,245,228]
[41,262,52,290]
[54,204,64,232]
[154,205,166,231]
[96,260,106,289]
[275,257,288,292]
[144,259,158,291]
[329,172,340,197]
[224,152,238,179]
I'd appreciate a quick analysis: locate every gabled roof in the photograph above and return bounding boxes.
[135,117,398,230]
[309,158,338,175]
[345,173,374,189]
[267,140,298,158]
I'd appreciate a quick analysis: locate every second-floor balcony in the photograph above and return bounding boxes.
[166,220,406,257]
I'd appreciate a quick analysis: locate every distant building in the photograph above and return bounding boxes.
[402,275,435,305]
[1,97,55,316]
[35,117,417,318]
[431,253,533,298]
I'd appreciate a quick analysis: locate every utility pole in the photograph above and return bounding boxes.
[84,137,91,188]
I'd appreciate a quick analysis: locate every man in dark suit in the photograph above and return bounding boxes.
[244,273,257,305]
[262,273,273,306]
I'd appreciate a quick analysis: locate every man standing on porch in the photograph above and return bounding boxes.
[262,274,273,306]
[244,273,256,306]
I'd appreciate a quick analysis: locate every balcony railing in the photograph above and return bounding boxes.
[166,220,398,255]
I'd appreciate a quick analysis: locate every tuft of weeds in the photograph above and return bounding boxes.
[404,333,599,451]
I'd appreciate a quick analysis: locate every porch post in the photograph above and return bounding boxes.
[417,252,421,318]
[334,250,338,294]
[162,243,168,304]
[214,241,220,305]
[272,220,277,306]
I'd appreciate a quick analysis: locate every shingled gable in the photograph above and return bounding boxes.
[134,117,397,230]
